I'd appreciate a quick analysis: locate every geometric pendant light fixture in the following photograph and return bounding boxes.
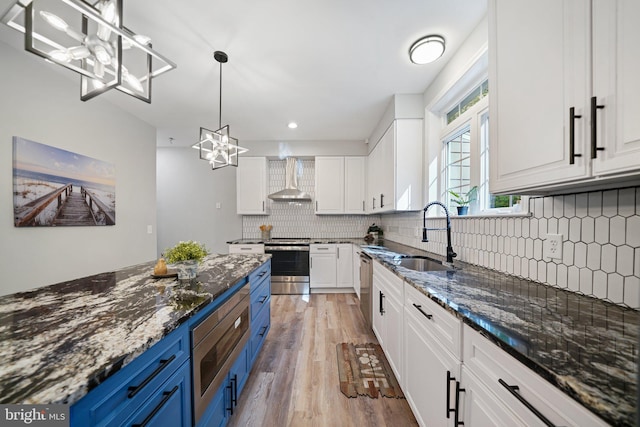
[1,0,176,103]
[192,50,248,170]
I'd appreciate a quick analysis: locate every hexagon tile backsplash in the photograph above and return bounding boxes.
[380,187,640,309]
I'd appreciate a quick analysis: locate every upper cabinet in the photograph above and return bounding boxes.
[489,0,640,194]
[315,156,366,215]
[367,120,423,213]
[236,157,269,215]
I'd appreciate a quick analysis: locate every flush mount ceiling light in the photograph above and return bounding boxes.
[1,0,176,103]
[409,35,445,64]
[192,51,248,170]
[287,122,298,129]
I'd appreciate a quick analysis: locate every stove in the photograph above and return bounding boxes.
[264,238,310,295]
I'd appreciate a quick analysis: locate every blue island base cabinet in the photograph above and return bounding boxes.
[70,259,271,427]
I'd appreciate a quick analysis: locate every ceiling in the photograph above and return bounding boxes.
[0,0,487,147]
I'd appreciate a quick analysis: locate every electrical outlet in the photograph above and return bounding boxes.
[545,234,563,260]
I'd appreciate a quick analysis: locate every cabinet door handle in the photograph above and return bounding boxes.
[259,295,268,304]
[569,107,582,164]
[231,374,238,407]
[259,325,268,337]
[379,291,385,315]
[590,96,605,159]
[316,200,318,211]
[337,247,340,259]
[372,197,376,209]
[262,201,265,212]
[499,379,556,426]
[226,383,234,415]
[128,354,176,398]
[412,303,433,320]
[258,271,268,278]
[446,371,465,426]
[362,200,365,211]
[132,385,179,427]
[380,193,384,208]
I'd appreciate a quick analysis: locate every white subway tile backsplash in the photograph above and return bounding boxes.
[379,186,640,309]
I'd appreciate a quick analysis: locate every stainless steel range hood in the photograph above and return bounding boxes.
[268,157,312,201]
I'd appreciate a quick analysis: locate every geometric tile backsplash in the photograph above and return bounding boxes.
[380,187,640,309]
[242,159,376,240]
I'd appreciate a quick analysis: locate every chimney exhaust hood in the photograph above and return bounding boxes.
[268,157,312,201]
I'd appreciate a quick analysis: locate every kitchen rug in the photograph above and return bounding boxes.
[336,343,404,399]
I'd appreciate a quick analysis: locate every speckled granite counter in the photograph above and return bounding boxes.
[362,240,638,427]
[227,238,362,244]
[0,253,270,406]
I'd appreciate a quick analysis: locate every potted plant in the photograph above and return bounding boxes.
[449,186,478,215]
[164,240,209,280]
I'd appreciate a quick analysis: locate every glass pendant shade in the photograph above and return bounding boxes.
[1,0,176,103]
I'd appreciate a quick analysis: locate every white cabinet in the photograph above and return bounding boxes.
[371,261,403,385]
[315,157,345,214]
[592,0,640,175]
[367,120,422,213]
[236,157,269,215]
[310,244,337,288]
[336,244,353,288]
[403,282,463,427]
[462,324,608,427]
[344,157,366,214]
[228,244,265,254]
[352,245,361,297]
[315,157,366,214]
[489,0,640,194]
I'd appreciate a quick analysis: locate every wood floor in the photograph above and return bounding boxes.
[228,293,419,427]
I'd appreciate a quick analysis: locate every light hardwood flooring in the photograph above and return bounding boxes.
[228,293,419,427]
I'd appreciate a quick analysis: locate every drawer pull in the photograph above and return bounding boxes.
[259,295,268,304]
[128,354,176,398]
[132,385,179,427]
[259,326,268,337]
[412,303,433,320]
[499,379,556,427]
[258,271,268,278]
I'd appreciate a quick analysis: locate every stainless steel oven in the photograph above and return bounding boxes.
[264,239,310,295]
[192,283,250,424]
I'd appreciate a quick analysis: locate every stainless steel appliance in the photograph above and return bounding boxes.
[359,252,372,328]
[192,283,250,424]
[264,238,310,295]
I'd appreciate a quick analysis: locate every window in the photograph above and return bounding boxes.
[439,79,524,215]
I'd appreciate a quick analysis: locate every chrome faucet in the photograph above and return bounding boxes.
[422,201,457,263]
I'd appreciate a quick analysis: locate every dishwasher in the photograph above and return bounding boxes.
[359,252,373,328]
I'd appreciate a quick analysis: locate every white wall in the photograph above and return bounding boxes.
[0,41,158,296]
[156,147,242,255]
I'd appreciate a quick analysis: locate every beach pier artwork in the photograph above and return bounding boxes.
[12,137,116,227]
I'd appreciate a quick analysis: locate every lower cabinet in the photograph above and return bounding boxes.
[371,261,403,386]
[310,244,337,288]
[403,281,463,427]
[336,244,353,288]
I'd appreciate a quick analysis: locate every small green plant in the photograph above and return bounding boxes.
[164,240,209,264]
[449,186,478,207]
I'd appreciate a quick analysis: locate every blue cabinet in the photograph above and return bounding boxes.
[249,259,271,366]
[70,325,190,427]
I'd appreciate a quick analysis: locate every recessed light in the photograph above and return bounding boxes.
[409,35,445,64]
[288,122,298,129]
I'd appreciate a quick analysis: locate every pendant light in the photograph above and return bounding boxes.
[192,51,248,170]
[1,0,176,103]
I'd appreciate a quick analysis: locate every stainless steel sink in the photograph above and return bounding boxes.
[393,256,450,272]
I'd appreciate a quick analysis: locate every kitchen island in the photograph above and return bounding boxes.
[0,253,270,408]
[363,240,638,427]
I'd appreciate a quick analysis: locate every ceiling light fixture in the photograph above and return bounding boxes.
[1,0,176,103]
[287,122,298,129]
[192,51,248,170]
[409,35,445,64]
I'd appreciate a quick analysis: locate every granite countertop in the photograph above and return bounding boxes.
[0,253,270,406]
[227,237,364,244]
[362,240,638,427]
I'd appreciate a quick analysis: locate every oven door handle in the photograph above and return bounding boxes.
[265,246,310,251]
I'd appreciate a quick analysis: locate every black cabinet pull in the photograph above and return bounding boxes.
[262,201,265,212]
[258,271,267,278]
[372,197,376,209]
[259,295,268,304]
[412,303,433,320]
[569,107,582,164]
[226,383,234,415]
[446,371,465,425]
[380,193,384,208]
[231,374,238,407]
[362,200,365,211]
[590,96,605,159]
[379,291,385,315]
[132,385,179,427]
[499,379,556,427]
[128,354,176,398]
[259,325,268,337]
